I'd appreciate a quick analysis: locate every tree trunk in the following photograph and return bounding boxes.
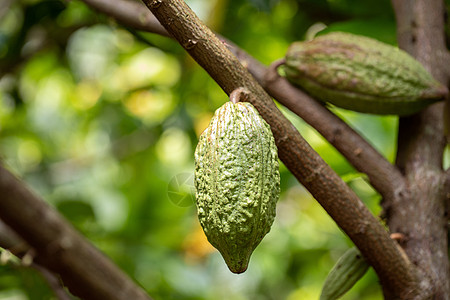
[386,0,450,298]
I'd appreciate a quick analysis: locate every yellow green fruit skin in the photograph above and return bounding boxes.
[194,101,280,274]
[320,247,370,300]
[284,32,448,115]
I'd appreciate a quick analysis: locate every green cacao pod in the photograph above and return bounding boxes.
[283,32,448,115]
[194,101,280,274]
[320,247,370,300]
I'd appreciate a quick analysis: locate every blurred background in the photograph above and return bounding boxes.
[1,0,448,299]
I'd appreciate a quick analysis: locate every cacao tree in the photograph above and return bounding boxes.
[0,0,449,299]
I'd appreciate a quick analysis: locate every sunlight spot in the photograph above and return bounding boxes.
[17,140,42,170]
[71,80,102,110]
[156,128,192,166]
[123,89,174,125]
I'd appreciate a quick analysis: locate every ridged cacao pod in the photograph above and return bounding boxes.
[283,32,448,115]
[320,247,370,300]
[194,101,280,274]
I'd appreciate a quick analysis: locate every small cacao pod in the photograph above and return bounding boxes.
[194,100,280,274]
[320,247,370,300]
[283,32,448,115]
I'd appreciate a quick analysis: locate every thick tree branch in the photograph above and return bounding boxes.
[79,0,406,210]
[138,0,421,297]
[0,220,25,252]
[389,0,450,298]
[0,166,151,300]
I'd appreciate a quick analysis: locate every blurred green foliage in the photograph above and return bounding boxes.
[0,0,435,299]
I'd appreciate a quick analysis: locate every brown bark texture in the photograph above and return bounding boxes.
[0,166,151,300]
[387,0,450,299]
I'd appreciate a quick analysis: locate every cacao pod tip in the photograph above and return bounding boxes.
[227,261,249,274]
[439,85,449,98]
[222,251,251,274]
[421,82,449,99]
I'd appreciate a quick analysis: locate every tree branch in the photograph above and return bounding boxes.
[82,0,170,37]
[0,221,73,300]
[79,0,406,212]
[0,166,151,300]
[0,220,26,252]
[138,0,421,297]
[388,0,450,298]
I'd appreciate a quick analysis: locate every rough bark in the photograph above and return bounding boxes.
[387,0,450,299]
